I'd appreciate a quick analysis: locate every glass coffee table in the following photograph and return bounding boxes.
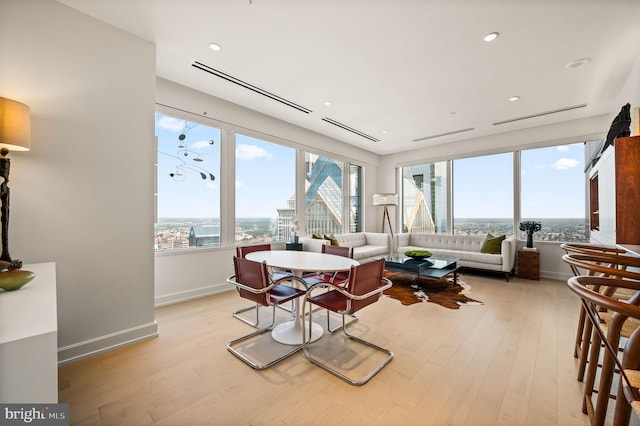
[385,255,459,285]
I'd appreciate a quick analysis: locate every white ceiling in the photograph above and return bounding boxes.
[57,0,640,155]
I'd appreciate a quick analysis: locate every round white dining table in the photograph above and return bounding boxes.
[245,250,359,345]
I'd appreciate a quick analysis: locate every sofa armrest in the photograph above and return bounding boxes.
[364,232,392,250]
[501,236,516,272]
[299,237,329,252]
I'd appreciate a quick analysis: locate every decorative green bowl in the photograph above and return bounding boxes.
[0,270,36,291]
[404,249,432,259]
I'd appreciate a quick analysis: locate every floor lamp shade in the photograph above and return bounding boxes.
[0,97,31,152]
[372,193,398,206]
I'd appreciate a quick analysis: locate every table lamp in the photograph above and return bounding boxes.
[0,97,31,267]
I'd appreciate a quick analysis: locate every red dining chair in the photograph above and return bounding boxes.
[302,244,356,332]
[226,256,307,369]
[233,243,293,326]
[567,275,640,426]
[303,244,354,286]
[302,258,393,385]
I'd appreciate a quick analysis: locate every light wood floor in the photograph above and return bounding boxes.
[59,273,597,425]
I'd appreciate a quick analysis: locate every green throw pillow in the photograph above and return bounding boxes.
[324,233,340,246]
[311,232,323,239]
[480,233,505,254]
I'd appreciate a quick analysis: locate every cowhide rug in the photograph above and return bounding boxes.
[383,270,483,309]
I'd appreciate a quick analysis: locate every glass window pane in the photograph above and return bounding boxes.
[520,143,588,242]
[401,162,447,233]
[155,113,221,251]
[349,164,362,233]
[453,153,513,235]
[305,153,344,235]
[235,134,295,244]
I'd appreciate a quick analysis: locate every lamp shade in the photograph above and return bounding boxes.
[0,97,31,151]
[372,193,398,206]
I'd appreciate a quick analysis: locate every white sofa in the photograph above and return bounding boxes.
[395,233,516,281]
[300,232,391,263]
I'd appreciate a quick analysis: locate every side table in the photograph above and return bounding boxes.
[518,249,540,280]
[286,242,303,251]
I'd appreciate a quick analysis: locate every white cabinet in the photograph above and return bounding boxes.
[0,262,58,403]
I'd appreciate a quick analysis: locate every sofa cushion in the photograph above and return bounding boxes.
[334,233,367,247]
[480,234,506,254]
[324,233,340,246]
[352,245,387,261]
[398,246,502,266]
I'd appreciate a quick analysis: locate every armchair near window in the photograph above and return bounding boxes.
[226,256,307,370]
[302,258,393,385]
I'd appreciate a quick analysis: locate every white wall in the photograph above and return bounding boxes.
[155,79,382,305]
[1,0,158,363]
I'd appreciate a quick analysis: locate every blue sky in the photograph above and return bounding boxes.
[157,113,585,220]
[454,144,585,218]
[156,113,294,218]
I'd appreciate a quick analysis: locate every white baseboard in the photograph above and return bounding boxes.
[540,270,572,282]
[154,282,233,307]
[58,321,159,365]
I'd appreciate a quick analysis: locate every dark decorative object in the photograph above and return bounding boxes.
[159,113,216,182]
[519,221,542,248]
[602,103,631,152]
[0,97,31,270]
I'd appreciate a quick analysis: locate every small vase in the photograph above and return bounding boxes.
[526,233,534,248]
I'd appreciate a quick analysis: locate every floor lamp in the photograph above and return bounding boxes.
[373,193,398,242]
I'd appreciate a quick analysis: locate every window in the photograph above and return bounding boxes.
[235,133,295,244]
[520,143,587,242]
[154,112,221,251]
[349,164,363,232]
[401,162,447,233]
[305,153,345,235]
[453,153,514,236]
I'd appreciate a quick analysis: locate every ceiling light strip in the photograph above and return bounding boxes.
[412,127,475,142]
[493,103,587,125]
[321,117,380,142]
[192,61,312,114]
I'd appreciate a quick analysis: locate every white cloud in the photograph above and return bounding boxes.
[236,180,245,188]
[156,116,183,132]
[556,145,569,152]
[552,157,580,170]
[236,144,273,160]
[534,164,547,169]
[191,140,216,150]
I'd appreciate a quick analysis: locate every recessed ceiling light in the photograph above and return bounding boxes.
[483,32,499,42]
[209,43,222,52]
[565,57,591,69]
[323,101,332,106]
[382,130,389,134]
[509,96,520,102]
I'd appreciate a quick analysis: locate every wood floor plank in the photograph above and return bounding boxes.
[59,274,594,425]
